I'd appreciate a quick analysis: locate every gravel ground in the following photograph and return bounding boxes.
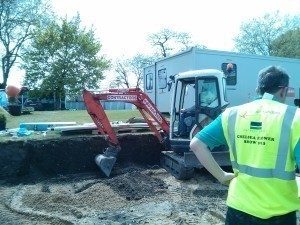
[0,164,299,225]
[0,164,229,225]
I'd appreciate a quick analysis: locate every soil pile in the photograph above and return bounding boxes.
[0,164,229,225]
[0,164,299,225]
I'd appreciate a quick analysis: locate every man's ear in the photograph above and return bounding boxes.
[279,87,287,98]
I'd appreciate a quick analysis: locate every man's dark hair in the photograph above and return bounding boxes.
[257,66,290,95]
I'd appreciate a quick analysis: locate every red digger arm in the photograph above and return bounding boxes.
[83,88,170,145]
[83,89,119,146]
[82,88,170,177]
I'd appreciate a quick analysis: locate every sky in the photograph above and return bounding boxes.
[7,0,300,87]
[50,0,300,58]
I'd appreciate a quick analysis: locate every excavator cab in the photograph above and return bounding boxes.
[170,69,227,146]
[173,79,218,139]
[161,69,230,179]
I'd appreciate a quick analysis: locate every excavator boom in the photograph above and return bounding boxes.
[83,89,119,146]
[83,88,170,176]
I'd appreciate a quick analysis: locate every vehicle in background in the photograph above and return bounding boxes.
[143,47,300,113]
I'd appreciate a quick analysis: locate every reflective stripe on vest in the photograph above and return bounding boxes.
[227,105,297,180]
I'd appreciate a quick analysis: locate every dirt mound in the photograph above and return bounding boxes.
[106,169,167,200]
[1,164,299,225]
[0,164,228,225]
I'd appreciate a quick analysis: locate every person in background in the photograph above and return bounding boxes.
[190,65,300,225]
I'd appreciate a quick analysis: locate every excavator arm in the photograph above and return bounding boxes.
[83,88,170,177]
[83,89,119,146]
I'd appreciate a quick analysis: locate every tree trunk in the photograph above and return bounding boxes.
[53,92,57,110]
[1,57,9,89]
[59,93,62,110]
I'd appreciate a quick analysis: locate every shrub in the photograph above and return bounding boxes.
[8,104,22,116]
[0,113,7,130]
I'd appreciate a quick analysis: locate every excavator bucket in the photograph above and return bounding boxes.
[95,146,119,177]
[95,154,117,177]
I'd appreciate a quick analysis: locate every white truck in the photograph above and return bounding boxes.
[143,47,300,113]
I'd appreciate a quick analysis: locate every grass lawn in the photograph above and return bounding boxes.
[6,109,142,129]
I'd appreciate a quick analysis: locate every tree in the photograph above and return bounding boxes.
[234,12,300,55]
[270,28,300,59]
[111,60,131,88]
[111,54,156,89]
[22,15,110,108]
[0,0,51,89]
[112,29,204,88]
[147,28,205,58]
[129,54,157,88]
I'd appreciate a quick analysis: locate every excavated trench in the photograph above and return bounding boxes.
[0,133,299,225]
[0,133,163,181]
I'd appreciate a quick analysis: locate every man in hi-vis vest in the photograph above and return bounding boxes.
[190,66,300,225]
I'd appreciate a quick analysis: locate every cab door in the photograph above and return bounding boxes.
[191,76,222,137]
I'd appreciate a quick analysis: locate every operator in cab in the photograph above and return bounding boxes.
[190,65,300,225]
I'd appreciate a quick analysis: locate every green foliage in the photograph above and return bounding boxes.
[0,112,6,130]
[0,0,52,89]
[22,14,110,98]
[27,88,53,99]
[270,28,300,59]
[0,106,10,117]
[234,12,300,55]
[0,113,6,122]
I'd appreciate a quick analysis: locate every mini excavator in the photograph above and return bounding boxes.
[83,69,231,179]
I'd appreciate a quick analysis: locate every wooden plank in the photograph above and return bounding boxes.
[21,122,77,126]
[51,124,96,131]
[20,122,77,131]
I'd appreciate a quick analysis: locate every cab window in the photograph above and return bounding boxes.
[221,63,237,85]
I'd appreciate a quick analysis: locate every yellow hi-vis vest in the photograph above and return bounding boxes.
[222,94,300,219]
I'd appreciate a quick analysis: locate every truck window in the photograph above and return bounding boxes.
[158,68,167,89]
[146,73,153,90]
[221,63,237,85]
